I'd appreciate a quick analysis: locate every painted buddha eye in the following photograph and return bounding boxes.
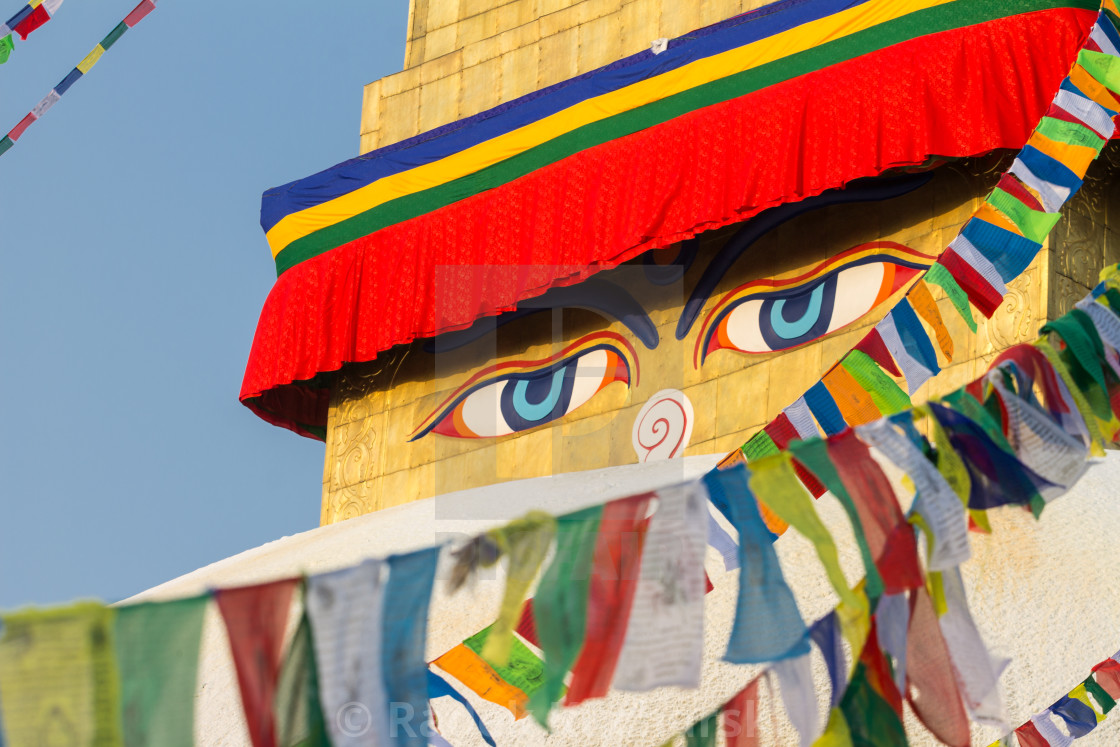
[695,242,936,365]
[412,332,638,440]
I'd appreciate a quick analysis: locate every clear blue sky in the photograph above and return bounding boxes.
[0,1,409,607]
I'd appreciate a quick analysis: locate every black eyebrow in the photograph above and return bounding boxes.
[423,276,658,353]
[674,171,934,340]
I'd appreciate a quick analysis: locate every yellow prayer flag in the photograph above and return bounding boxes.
[77,44,105,74]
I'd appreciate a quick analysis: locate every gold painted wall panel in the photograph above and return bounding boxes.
[317,157,1088,523]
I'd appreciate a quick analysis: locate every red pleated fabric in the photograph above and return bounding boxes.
[215,578,299,747]
[826,431,924,593]
[241,9,1096,436]
[906,587,971,747]
[723,676,762,747]
[563,492,653,706]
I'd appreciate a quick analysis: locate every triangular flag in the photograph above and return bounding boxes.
[854,327,902,377]
[274,610,329,747]
[216,578,300,747]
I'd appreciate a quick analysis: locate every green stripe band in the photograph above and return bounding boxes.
[841,350,911,414]
[100,22,128,51]
[987,188,1063,243]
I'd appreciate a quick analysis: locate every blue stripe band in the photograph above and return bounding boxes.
[805,380,847,435]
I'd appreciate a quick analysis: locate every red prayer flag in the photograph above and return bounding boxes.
[906,587,971,747]
[1014,720,1052,747]
[8,112,36,141]
[765,414,827,498]
[515,599,538,647]
[216,578,299,747]
[124,0,156,27]
[854,327,902,377]
[723,676,761,747]
[861,619,904,717]
[937,250,1004,318]
[13,5,49,39]
[564,492,652,706]
[996,173,1045,212]
[827,431,924,593]
[1092,658,1120,699]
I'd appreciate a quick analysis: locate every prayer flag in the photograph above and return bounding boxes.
[822,364,882,426]
[906,587,971,746]
[772,654,818,747]
[937,249,1005,318]
[804,380,847,436]
[925,262,978,332]
[565,492,652,705]
[908,279,954,361]
[433,640,539,719]
[810,613,847,710]
[783,396,820,440]
[841,350,910,415]
[858,418,970,571]
[1050,694,1099,737]
[480,512,555,668]
[115,595,208,747]
[613,482,707,691]
[0,602,121,746]
[274,611,330,747]
[124,0,156,27]
[306,560,388,747]
[427,670,496,747]
[723,677,761,747]
[13,5,48,39]
[939,568,1009,728]
[383,547,442,746]
[705,466,809,665]
[877,301,940,395]
[854,326,903,377]
[216,578,300,747]
[528,506,602,725]
[0,35,12,65]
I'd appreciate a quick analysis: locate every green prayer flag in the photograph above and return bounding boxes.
[741,430,779,462]
[464,625,546,698]
[0,602,122,747]
[841,351,910,415]
[1037,339,1107,454]
[789,439,885,602]
[684,709,719,747]
[274,613,329,747]
[1036,116,1106,150]
[1084,674,1117,715]
[925,263,977,332]
[528,506,602,726]
[1042,312,1112,420]
[839,664,908,747]
[1079,48,1120,95]
[116,595,208,747]
[987,188,1062,243]
[0,35,13,65]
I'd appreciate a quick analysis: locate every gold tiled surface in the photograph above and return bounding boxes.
[360,0,779,151]
[314,155,1120,523]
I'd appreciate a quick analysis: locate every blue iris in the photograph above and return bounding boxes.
[758,273,838,351]
[500,363,578,431]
